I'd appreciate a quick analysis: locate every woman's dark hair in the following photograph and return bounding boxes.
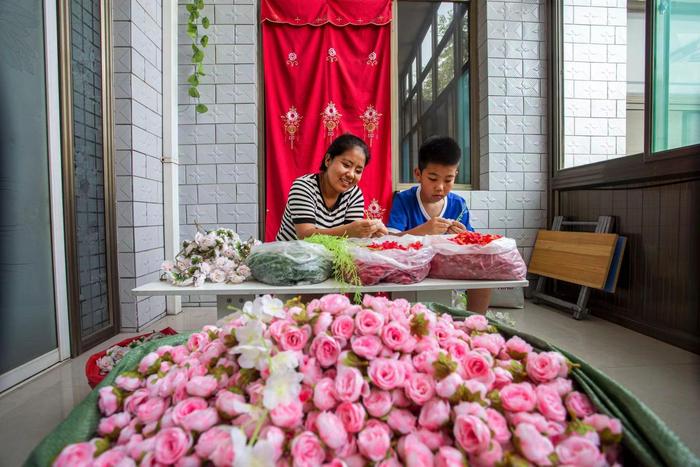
[319,133,371,171]
[418,135,461,170]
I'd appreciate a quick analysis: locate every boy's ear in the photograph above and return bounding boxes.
[413,167,422,180]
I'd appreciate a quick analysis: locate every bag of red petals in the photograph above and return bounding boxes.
[427,232,527,280]
[348,235,435,285]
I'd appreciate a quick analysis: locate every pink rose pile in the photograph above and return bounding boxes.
[53,294,622,467]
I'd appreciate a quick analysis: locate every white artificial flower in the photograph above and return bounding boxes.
[262,371,303,410]
[194,232,205,246]
[235,319,265,345]
[194,273,206,287]
[234,438,277,467]
[210,269,227,283]
[202,233,217,249]
[199,262,211,275]
[255,295,286,322]
[269,351,299,375]
[233,344,269,370]
[228,273,245,284]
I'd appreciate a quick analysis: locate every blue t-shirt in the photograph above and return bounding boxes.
[387,186,474,233]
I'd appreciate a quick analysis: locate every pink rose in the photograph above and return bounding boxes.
[320,294,351,314]
[471,333,505,356]
[300,356,323,386]
[138,352,160,374]
[453,414,491,454]
[115,373,142,392]
[471,441,503,467]
[463,314,489,331]
[291,431,326,467]
[98,386,120,416]
[493,367,514,390]
[435,446,465,467]
[169,345,190,364]
[316,412,348,449]
[536,385,567,422]
[357,425,391,462]
[314,312,333,335]
[334,366,364,402]
[412,349,439,374]
[331,315,355,340]
[583,414,623,437]
[174,455,201,467]
[311,334,341,367]
[368,358,406,390]
[392,387,412,408]
[381,322,411,351]
[415,429,449,451]
[545,377,573,397]
[556,436,606,466]
[418,399,450,430]
[486,408,511,443]
[388,408,417,435]
[215,390,246,419]
[398,434,433,467]
[260,426,286,461]
[505,336,533,359]
[172,397,208,426]
[500,382,537,412]
[95,448,135,467]
[566,391,595,418]
[181,407,219,433]
[280,325,311,352]
[98,412,132,438]
[514,423,554,465]
[313,377,338,410]
[270,400,304,429]
[154,427,192,464]
[435,372,463,398]
[509,411,549,432]
[454,401,487,420]
[461,351,495,387]
[53,442,95,467]
[123,388,149,415]
[186,332,210,352]
[404,372,435,405]
[351,335,383,360]
[526,352,563,383]
[323,460,347,467]
[136,397,167,424]
[336,402,366,433]
[355,309,384,335]
[363,389,393,417]
[195,427,230,460]
[186,375,218,398]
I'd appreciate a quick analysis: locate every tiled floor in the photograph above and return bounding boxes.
[1,302,698,466]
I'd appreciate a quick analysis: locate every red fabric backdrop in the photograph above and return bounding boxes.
[261,0,393,241]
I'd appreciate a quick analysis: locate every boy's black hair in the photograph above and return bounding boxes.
[418,136,461,171]
[319,133,371,172]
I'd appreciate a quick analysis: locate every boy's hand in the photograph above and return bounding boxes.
[421,217,452,235]
[370,220,389,238]
[346,219,379,238]
[448,220,467,234]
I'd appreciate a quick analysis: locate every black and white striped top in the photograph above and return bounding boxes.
[276,173,365,241]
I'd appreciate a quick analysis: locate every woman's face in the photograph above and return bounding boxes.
[323,146,366,193]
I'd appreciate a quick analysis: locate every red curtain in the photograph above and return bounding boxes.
[261,0,393,241]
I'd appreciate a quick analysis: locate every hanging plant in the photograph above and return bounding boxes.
[186,0,210,114]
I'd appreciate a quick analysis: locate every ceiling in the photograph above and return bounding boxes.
[397,2,434,77]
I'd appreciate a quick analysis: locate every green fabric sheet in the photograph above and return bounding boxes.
[26,306,700,466]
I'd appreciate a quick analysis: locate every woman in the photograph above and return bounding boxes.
[276,134,388,241]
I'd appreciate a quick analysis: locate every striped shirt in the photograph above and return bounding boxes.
[276,173,365,241]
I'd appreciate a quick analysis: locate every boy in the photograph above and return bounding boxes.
[387,136,491,313]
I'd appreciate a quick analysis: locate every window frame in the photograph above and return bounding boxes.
[550,0,700,191]
[391,0,479,193]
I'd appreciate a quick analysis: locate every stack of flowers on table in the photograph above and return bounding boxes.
[161,228,258,287]
[428,231,528,281]
[53,294,622,467]
[348,235,435,286]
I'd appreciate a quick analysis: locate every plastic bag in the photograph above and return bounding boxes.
[246,241,333,285]
[427,235,527,280]
[349,235,435,285]
[490,287,525,308]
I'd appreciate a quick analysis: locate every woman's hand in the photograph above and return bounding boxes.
[345,219,380,238]
[447,220,467,234]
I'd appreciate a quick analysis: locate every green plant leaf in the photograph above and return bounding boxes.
[196,0,205,10]
[187,73,199,86]
[200,35,209,48]
[188,86,200,98]
[197,63,205,76]
[192,49,204,63]
[186,3,197,14]
[191,44,200,54]
[186,23,197,39]
[195,103,208,114]
[202,16,211,29]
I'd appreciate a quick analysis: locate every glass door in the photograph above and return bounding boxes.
[0,0,70,392]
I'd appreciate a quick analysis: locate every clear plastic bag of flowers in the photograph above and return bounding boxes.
[246,240,333,285]
[348,234,435,285]
[161,227,259,286]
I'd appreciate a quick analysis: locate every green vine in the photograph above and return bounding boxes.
[304,234,362,303]
[186,0,210,114]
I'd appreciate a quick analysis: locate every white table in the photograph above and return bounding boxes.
[134,278,528,318]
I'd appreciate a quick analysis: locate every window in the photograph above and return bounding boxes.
[557,0,700,171]
[651,0,700,152]
[397,1,473,188]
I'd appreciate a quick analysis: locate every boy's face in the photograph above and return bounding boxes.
[414,163,459,202]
